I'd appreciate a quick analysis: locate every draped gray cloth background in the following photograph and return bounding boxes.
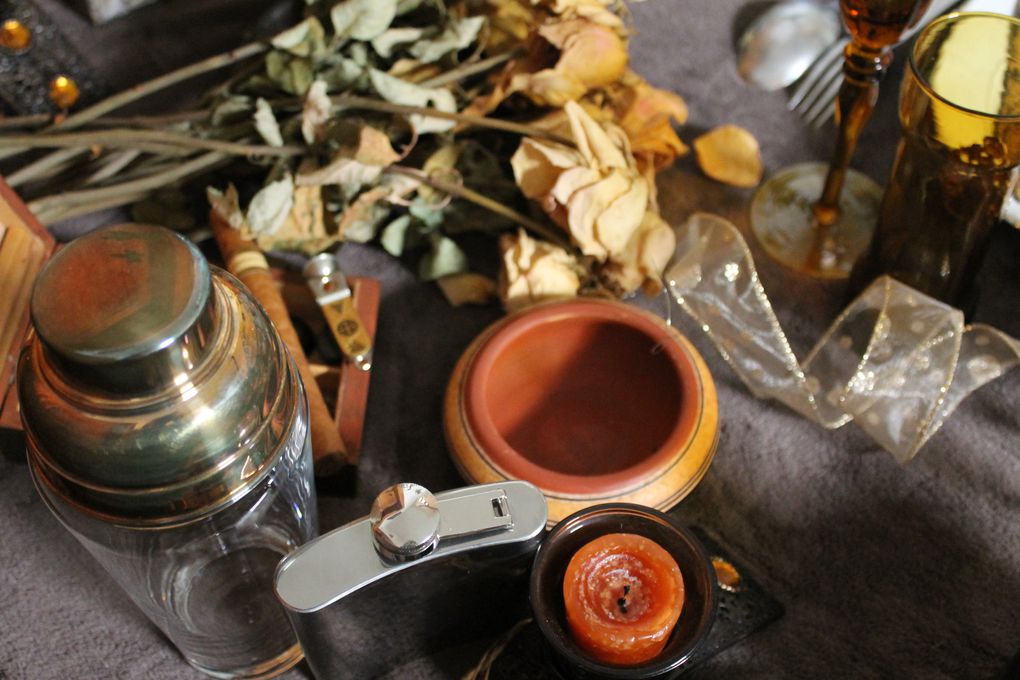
[1,0,1018,677]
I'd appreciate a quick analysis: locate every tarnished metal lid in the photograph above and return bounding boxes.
[31,223,214,393]
[18,224,305,525]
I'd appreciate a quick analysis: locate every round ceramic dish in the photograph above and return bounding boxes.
[443,299,718,524]
[530,504,717,679]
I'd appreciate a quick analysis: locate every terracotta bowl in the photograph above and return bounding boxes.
[443,299,718,524]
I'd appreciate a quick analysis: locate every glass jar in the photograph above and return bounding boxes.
[18,224,318,679]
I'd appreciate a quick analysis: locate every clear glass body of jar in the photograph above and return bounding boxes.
[31,405,316,679]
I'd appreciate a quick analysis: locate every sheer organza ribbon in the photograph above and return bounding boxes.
[664,213,1020,462]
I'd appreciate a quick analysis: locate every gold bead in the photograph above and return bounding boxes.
[1,19,31,51]
[49,75,81,109]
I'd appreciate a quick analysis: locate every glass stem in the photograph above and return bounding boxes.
[812,43,891,227]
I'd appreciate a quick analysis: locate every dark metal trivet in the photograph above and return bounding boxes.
[0,0,104,114]
[486,526,784,679]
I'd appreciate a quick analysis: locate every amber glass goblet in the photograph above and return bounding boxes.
[750,0,933,278]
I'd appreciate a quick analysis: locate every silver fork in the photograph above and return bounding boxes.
[787,0,961,128]
[787,37,848,128]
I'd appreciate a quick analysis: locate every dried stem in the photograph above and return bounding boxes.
[385,165,573,250]
[334,96,575,147]
[54,42,269,132]
[89,111,212,128]
[28,151,229,220]
[5,147,93,188]
[0,41,269,162]
[32,190,151,225]
[84,150,144,186]
[0,113,52,130]
[419,48,522,89]
[0,130,302,158]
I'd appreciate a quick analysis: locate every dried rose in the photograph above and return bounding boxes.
[511,100,669,293]
[499,228,583,313]
[512,19,628,107]
[610,71,689,171]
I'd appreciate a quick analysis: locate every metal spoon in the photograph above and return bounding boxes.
[736,0,842,91]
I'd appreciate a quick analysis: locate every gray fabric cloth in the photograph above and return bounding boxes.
[2,0,1019,678]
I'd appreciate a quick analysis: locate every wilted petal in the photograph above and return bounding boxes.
[539,20,627,90]
[694,124,764,188]
[593,171,649,255]
[512,69,587,108]
[512,137,587,199]
[612,73,689,169]
[565,100,628,170]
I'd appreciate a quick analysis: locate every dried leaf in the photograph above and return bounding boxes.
[207,184,245,230]
[320,58,366,90]
[298,157,383,197]
[247,175,294,237]
[256,183,334,254]
[436,273,497,306]
[211,96,252,126]
[271,17,326,58]
[409,17,486,64]
[266,52,314,96]
[693,124,763,188]
[254,98,284,147]
[354,126,401,166]
[331,0,398,41]
[380,214,418,255]
[419,234,468,280]
[371,27,426,58]
[396,0,423,14]
[296,126,401,196]
[301,80,333,144]
[368,69,456,134]
[409,200,445,230]
[337,186,392,242]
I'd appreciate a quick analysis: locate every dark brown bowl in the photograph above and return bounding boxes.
[530,504,717,680]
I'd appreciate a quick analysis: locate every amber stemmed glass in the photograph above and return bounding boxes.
[750,0,934,278]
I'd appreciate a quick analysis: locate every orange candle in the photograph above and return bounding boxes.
[563,533,685,665]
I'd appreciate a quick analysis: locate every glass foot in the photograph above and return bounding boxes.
[750,161,883,279]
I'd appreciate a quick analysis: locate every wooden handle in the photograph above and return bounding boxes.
[209,210,352,477]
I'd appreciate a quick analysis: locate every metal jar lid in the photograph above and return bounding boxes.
[18,224,304,526]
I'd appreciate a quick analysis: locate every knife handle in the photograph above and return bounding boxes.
[321,295,373,371]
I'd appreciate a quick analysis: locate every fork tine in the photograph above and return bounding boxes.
[791,56,842,117]
[788,39,847,110]
[805,76,843,128]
